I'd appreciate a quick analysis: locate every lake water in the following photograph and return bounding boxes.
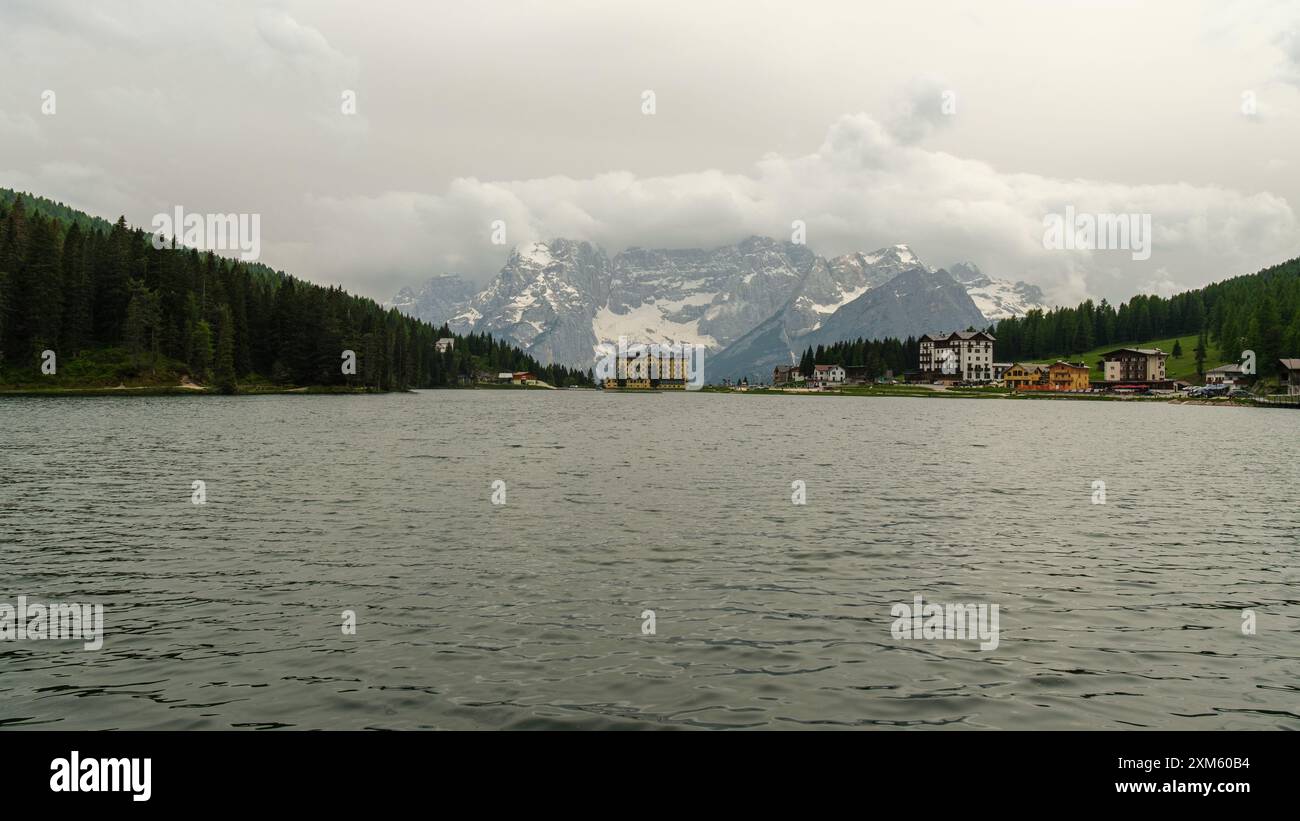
[1,391,1297,729]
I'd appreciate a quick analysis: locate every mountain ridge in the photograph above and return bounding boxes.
[387,238,1049,376]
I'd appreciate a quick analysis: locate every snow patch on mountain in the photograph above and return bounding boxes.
[948,261,1049,320]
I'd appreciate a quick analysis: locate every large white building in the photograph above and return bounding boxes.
[1099,348,1168,384]
[918,331,996,382]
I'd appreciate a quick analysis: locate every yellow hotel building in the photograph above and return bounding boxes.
[603,350,689,390]
[1047,361,1091,391]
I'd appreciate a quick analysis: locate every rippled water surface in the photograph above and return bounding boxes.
[2,391,1297,729]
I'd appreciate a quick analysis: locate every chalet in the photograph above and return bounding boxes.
[992,362,1012,381]
[1280,359,1300,395]
[435,337,455,354]
[1002,363,1049,389]
[918,331,996,382]
[1047,361,1091,392]
[1099,347,1168,386]
[810,364,845,386]
[511,371,535,384]
[1204,362,1251,387]
[496,372,514,384]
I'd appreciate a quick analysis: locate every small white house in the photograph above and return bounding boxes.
[810,364,845,385]
[436,337,455,354]
[1204,363,1247,386]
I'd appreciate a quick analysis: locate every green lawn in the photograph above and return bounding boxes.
[1040,334,1229,383]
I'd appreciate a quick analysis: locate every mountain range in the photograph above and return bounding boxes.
[386,237,1050,382]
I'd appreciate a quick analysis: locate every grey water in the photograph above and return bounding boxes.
[1,391,1297,729]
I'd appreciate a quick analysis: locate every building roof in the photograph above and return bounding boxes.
[813,364,841,371]
[1051,361,1090,370]
[1279,358,1300,371]
[1100,347,1165,357]
[921,330,996,342]
[1008,362,1049,372]
[1205,363,1246,375]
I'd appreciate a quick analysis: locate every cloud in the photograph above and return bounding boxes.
[291,112,1299,307]
[1279,25,1300,86]
[881,76,956,145]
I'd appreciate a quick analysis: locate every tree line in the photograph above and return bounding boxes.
[799,257,1300,381]
[990,258,1300,371]
[799,336,919,379]
[0,191,591,390]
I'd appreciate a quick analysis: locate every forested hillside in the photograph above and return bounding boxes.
[798,256,1300,383]
[0,191,591,391]
[991,258,1300,372]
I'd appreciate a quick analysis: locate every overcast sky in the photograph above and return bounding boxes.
[2,0,1299,305]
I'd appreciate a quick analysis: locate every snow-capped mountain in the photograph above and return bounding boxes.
[947,262,1048,320]
[602,236,820,353]
[788,245,924,334]
[708,263,988,383]
[454,239,612,366]
[386,239,1048,372]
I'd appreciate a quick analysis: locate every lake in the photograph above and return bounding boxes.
[1,391,1297,729]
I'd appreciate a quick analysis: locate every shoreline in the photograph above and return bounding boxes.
[705,384,1273,408]
[1,382,1287,408]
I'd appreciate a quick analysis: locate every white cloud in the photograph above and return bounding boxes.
[293,113,1299,307]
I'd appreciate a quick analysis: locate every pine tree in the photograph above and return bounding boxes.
[1194,328,1208,379]
[190,319,213,382]
[214,305,237,394]
[1172,339,1183,358]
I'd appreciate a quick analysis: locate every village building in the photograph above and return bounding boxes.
[918,331,996,382]
[603,349,689,390]
[843,365,870,384]
[1280,359,1300,395]
[992,362,1012,381]
[809,364,845,386]
[1204,362,1251,387]
[435,337,455,354]
[1002,363,1049,389]
[1047,361,1091,391]
[1099,347,1168,386]
[772,365,804,386]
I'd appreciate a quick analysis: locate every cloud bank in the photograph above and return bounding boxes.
[297,112,1298,306]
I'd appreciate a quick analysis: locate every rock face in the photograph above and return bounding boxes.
[708,264,989,383]
[385,274,477,329]
[453,240,612,365]
[601,236,819,355]
[386,238,1049,377]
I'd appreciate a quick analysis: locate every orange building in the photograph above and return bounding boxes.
[1047,361,1090,391]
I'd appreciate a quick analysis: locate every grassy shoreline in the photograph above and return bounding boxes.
[707,383,1264,407]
